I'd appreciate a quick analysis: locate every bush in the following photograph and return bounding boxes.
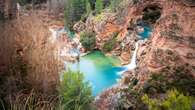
[142,89,194,110]
[143,67,195,96]
[103,32,118,52]
[109,0,121,12]
[58,70,94,110]
[80,31,96,50]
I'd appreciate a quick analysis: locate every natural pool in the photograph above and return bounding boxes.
[65,24,152,96]
[65,51,124,96]
[138,24,152,39]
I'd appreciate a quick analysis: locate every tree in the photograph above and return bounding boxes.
[95,0,103,14]
[80,31,96,51]
[109,0,120,12]
[142,89,194,110]
[64,0,88,30]
[103,32,118,52]
[59,70,94,110]
[86,0,92,16]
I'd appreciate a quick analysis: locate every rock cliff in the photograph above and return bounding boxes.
[90,0,195,109]
[84,0,195,77]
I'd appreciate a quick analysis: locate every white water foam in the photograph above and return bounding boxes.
[117,41,139,75]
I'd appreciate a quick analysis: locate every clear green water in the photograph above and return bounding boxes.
[66,51,124,96]
[138,25,152,39]
[65,25,152,96]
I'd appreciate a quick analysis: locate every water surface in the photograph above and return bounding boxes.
[66,51,122,96]
[138,25,152,39]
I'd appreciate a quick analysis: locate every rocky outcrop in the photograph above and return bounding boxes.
[85,0,195,75]
[93,0,195,109]
[73,21,86,32]
[181,0,195,6]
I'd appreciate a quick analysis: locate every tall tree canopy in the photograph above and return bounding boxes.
[64,0,91,30]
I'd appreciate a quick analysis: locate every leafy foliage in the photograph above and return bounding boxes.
[95,0,103,14]
[143,66,195,96]
[64,0,90,29]
[142,89,194,110]
[58,70,94,110]
[103,32,118,52]
[80,31,96,51]
[86,0,92,17]
[109,0,121,12]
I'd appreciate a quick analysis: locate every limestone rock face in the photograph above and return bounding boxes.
[93,0,195,109]
[86,0,195,76]
[73,21,86,33]
[181,0,195,6]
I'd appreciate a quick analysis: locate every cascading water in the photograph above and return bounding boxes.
[117,42,139,75]
[117,24,152,75]
[124,42,139,70]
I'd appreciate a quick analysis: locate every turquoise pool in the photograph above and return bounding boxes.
[138,24,152,39]
[65,51,124,96]
[65,25,152,96]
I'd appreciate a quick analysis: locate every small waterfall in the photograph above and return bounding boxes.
[117,41,139,75]
[124,42,139,69]
[49,28,58,43]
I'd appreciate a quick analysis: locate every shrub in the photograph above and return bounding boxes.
[80,31,96,50]
[94,13,106,22]
[143,67,195,96]
[109,0,121,12]
[142,89,194,110]
[58,70,94,110]
[103,32,118,52]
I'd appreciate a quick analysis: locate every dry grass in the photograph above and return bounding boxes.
[9,90,59,110]
[0,13,62,109]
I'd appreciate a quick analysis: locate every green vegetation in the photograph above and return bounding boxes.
[85,0,92,17]
[95,0,103,14]
[58,70,94,110]
[143,67,195,96]
[94,13,106,22]
[142,89,194,110]
[109,0,121,12]
[103,32,118,52]
[64,0,91,29]
[80,31,96,50]
[18,0,27,6]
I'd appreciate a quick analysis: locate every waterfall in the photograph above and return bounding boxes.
[49,28,57,42]
[124,41,139,69]
[117,41,139,75]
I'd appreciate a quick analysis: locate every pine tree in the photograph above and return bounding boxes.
[59,70,93,110]
[109,0,120,12]
[86,0,92,16]
[95,0,103,14]
[64,0,87,30]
